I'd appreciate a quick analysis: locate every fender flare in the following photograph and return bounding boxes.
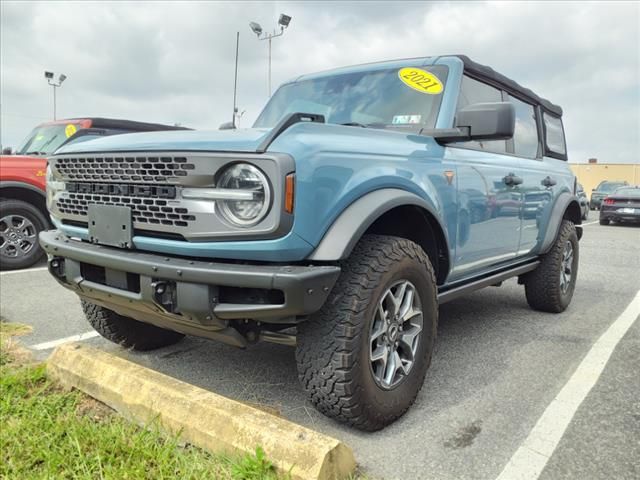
[0,180,46,197]
[0,181,51,227]
[308,188,449,261]
[539,193,582,253]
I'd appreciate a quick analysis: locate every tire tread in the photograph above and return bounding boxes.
[524,220,578,313]
[296,235,437,431]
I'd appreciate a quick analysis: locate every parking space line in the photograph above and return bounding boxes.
[0,266,49,276]
[581,220,599,226]
[496,290,640,480]
[30,331,100,351]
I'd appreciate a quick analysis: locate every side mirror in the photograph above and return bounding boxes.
[431,102,515,144]
[2,147,13,155]
[455,102,515,141]
[219,122,236,130]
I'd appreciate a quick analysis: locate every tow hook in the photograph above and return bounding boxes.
[151,280,177,313]
[49,257,65,278]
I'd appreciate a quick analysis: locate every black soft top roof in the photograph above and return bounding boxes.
[66,118,190,131]
[454,55,562,117]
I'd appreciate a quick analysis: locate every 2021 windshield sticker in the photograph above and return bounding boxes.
[65,124,77,138]
[398,67,443,94]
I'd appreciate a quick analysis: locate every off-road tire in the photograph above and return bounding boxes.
[599,218,610,226]
[82,300,184,350]
[296,235,438,431]
[0,199,48,270]
[524,220,579,313]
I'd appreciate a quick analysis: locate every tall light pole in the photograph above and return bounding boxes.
[44,71,67,120]
[249,14,292,96]
[232,31,240,128]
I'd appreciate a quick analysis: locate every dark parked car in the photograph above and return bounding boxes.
[577,183,589,220]
[599,186,640,225]
[590,180,628,210]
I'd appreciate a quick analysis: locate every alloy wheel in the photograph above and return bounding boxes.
[560,240,574,294]
[369,280,424,390]
[0,214,37,259]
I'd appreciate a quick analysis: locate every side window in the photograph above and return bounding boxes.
[508,95,539,158]
[456,75,506,154]
[543,113,567,158]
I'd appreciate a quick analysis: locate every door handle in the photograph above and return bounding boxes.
[503,173,523,186]
[542,176,557,187]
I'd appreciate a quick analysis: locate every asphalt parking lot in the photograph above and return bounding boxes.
[1,221,638,480]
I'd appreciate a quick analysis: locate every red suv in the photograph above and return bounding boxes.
[1,118,187,270]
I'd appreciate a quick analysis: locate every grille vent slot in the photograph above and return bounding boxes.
[55,156,195,184]
[57,193,195,228]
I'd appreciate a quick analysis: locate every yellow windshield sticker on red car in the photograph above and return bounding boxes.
[65,124,77,138]
[398,67,443,94]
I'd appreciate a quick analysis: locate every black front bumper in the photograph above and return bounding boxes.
[39,230,340,346]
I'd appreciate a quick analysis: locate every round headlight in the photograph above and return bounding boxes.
[216,163,271,227]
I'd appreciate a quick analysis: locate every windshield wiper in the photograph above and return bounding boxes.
[339,122,386,129]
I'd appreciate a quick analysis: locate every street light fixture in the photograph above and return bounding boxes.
[44,71,67,120]
[278,14,291,28]
[249,13,292,96]
[249,22,263,36]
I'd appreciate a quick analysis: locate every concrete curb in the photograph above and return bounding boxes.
[48,343,356,480]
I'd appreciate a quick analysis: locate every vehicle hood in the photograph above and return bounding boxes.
[55,128,272,155]
[53,122,440,163]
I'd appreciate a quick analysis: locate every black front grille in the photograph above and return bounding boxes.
[55,155,196,184]
[57,193,196,228]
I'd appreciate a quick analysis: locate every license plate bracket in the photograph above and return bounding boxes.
[88,204,133,248]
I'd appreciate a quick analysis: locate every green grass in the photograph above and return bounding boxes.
[0,321,280,480]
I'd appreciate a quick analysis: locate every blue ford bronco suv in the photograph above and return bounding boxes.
[41,55,581,431]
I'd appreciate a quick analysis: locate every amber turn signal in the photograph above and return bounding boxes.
[285,173,295,214]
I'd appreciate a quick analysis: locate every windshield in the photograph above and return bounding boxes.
[16,123,82,155]
[254,66,448,129]
[598,182,626,193]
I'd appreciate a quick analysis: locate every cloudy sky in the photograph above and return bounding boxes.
[1,0,638,163]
